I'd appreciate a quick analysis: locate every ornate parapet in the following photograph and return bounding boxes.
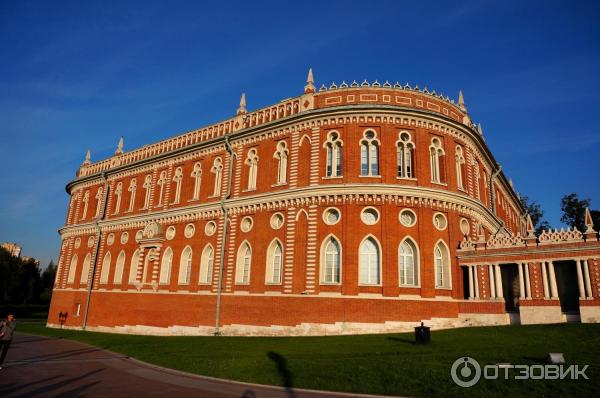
[538,227,583,245]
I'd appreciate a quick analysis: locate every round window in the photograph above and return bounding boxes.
[135,230,143,242]
[399,209,417,227]
[120,231,129,244]
[240,216,253,232]
[460,218,470,235]
[184,223,196,238]
[106,233,115,246]
[270,213,285,230]
[74,237,81,249]
[166,226,176,240]
[323,208,341,225]
[205,221,217,236]
[361,207,379,225]
[87,236,95,248]
[433,213,448,231]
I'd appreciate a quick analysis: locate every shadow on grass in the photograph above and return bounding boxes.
[387,336,417,345]
[267,351,298,398]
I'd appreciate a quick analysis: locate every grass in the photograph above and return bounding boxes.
[17,322,600,397]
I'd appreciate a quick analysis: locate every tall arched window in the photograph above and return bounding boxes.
[128,178,137,212]
[113,182,123,214]
[191,162,202,200]
[474,160,481,199]
[274,141,289,184]
[99,251,112,284]
[324,131,343,177]
[321,236,341,284]
[455,145,465,190]
[434,241,451,288]
[245,149,259,190]
[172,167,183,204]
[211,157,223,196]
[159,247,173,285]
[156,171,168,206]
[399,238,419,286]
[359,237,380,285]
[128,249,140,283]
[81,191,90,219]
[199,244,214,284]
[397,131,415,178]
[67,254,78,284]
[178,246,193,285]
[142,175,152,209]
[94,187,103,218]
[80,253,91,284]
[265,240,283,284]
[429,138,445,183]
[114,250,126,284]
[235,242,252,284]
[360,130,380,176]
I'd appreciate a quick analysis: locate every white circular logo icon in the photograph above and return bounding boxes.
[451,357,481,387]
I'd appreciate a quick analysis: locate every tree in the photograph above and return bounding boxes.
[520,195,551,234]
[40,260,57,303]
[560,193,591,232]
[591,210,600,230]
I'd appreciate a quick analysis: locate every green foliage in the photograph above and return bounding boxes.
[519,195,551,234]
[560,193,591,232]
[0,246,54,306]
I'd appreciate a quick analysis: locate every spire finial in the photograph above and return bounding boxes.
[477,123,484,136]
[236,93,246,115]
[304,67,315,94]
[83,149,91,165]
[585,207,596,233]
[458,90,467,112]
[115,136,124,155]
[526,214,535,237]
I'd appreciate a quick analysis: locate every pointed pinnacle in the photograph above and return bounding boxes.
[304,67,316,93]
[237,93,246,115]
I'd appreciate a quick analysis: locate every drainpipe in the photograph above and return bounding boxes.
[82,172,109,331]
[490,165,502,215]
[215,135,236,336]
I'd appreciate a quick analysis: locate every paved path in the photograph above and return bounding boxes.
[0,333,396,398]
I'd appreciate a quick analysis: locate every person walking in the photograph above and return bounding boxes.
[0,314,17,370]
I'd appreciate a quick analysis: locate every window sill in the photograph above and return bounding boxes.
[322,176,343,180]
[235,282,250,285]
[431,181,448,186]
[242,188,256,193]
[320,282,341,286]
[187,198,200,202]
[358,283,382,287]
[265,282,283,286]
[435,286,453,290]
[271,182,288,187]
[207,195,220,199]
[358,175,382,178]
[399,284,421,288]
[396,177,417,181]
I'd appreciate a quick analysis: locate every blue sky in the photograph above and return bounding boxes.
[1,0,599,267]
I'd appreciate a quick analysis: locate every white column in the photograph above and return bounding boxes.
[468,266,474,299]
[583,259,593,299]
[548,260,559,299]
[541,261,550,299]
[494,264,504,299]
[488,264,496,299]
[473,266,480,298]
[576,259,586,300]
[524,262,532,299]
[518,263,525,299]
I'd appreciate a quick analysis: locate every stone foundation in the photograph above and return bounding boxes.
[580,306,600,323]
[519,306,563,325]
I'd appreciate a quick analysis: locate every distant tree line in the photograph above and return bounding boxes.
[0,246,56,305]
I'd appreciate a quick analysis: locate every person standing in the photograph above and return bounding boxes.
[0,314,17,370]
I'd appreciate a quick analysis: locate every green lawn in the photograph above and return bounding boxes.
[17,323,600,397]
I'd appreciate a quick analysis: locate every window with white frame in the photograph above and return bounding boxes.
[429,138,445,183]
[359,237,380,285]
[99,251,112,284]
[455,145,465,190]
[80,253,91,284]
[113,182,123,214]
[434,241,451,288]
[321,236,341,284]
[159,247,173,285]
[178,246,193,285]
[245,149,259,190]
[399,238,419,286]
[81,191,90,219]
[94,187,103,218]
[142,175,152,209]
[265,240,283,284]
[360,130,380,176]
[324,131,343,177]
[172,167,183,204]
[114,250,126,284]
[128,249,140,283]
[397,132,415,178]
[156,171,168,206]
[128,178,137,212]
[199,244,214,284]
[274,141,289,184]
[67,254,78,284]
[235,242,252,284]
[191,162,202,200]
[211,157,223,196]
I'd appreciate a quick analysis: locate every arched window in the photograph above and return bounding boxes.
[265,240,283,284]
[321,236,341,284]
[113,182,123,214]
[359,237,380,285]
[399,238,419,286]
[81,191,90,219]
[172,167,183,204]
[434,241,451,288]
[156,171,168,206]
[235,242,252,284]
[94,187,103,218]
[455,145,465,190]
[245,149,259,190]
[360,130,380,176]
[159,247,173,285]
[199,244,214,284]
[128,249,140,283]
[128,178,137,212]
[178,246,193,284]
[191,162,202,200]
[324,131,343,177]
[99,251,112,284]
[429,138,445,183]
[474,160,481,199]
[67,254,78,284]
[142,175,152,209]
[80,253,91,284]
[211,157,223,197]
[114,250,126,284]
[397,132,415,178]
[274,141,289,184]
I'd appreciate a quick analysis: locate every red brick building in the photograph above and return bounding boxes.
[48,70,600,335]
